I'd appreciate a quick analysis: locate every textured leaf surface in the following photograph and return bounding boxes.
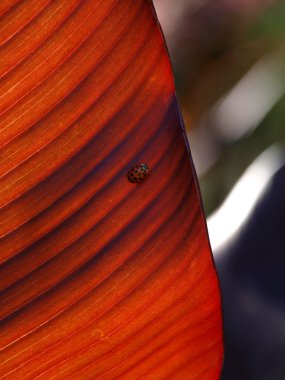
[0,1,223,379]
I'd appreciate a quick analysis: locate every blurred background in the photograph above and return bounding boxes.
[153,1,285,379]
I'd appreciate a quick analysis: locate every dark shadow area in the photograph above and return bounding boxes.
[216,162,285,380]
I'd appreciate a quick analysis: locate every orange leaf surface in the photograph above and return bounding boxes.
[0,1,223,378]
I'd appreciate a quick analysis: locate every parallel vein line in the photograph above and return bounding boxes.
[2,180,196,376]
[0,0,52,47]
[0,0,111,117]
[40,208,200,379]
[0,139,188,355]
[0,0,82,79]
[0,128,185,323]
[0,5,156,183]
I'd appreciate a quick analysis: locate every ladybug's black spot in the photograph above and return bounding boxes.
[127,163,150,184]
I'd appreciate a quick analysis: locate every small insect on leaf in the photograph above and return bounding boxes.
[127,163,150,184]
[0,1,223,378]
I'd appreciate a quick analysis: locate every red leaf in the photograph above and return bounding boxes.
[0,1,223,378]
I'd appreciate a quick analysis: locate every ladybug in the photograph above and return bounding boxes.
[127,163,150,184]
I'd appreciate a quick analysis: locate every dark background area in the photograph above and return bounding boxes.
[154,1,285,379]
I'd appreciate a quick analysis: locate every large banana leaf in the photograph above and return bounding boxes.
[0,1,223,378]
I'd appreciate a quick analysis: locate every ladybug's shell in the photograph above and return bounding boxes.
[127,164,150,184]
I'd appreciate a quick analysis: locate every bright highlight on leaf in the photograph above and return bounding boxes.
[0,1,223,379]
